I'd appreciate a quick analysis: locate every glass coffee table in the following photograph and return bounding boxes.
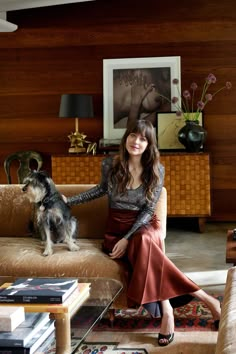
[0,276,123,354]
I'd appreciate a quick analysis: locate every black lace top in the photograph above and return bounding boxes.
[68,156,165,240]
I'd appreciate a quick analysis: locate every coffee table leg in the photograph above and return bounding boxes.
[50,313,71,354]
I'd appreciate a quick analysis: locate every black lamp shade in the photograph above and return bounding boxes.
[59,94,94,118]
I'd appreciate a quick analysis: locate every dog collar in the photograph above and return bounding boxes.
[37,196,50,209]
[37,193,60,210]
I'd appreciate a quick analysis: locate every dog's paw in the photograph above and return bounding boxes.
[69,243,80,252]
[43,248,53,256]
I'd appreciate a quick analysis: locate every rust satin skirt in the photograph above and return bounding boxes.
[103,208,200,317]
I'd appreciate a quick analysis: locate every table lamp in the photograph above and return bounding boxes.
[59,94,94,153]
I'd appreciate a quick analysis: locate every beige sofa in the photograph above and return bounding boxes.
[215,266,236,354]
[0,184,167,309]
[1,184,236,352]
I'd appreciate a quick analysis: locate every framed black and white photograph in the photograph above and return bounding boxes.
[103,56,181,140]
[157,112,203,151]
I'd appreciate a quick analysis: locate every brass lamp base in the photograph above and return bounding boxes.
[68,146,86,154]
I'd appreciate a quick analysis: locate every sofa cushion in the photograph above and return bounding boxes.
[0,185,32,237]
[0,184,109,239]
[0,237,127,308]
[57,185,109,239]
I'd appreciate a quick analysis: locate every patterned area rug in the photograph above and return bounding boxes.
[76,343,147,354]
[93,294,223,333]
[38,338,147,354]
[37,294,222,353]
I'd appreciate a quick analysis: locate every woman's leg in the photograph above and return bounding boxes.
[157,289,221,346]
[158,299,175,346]
[190,289,221,322]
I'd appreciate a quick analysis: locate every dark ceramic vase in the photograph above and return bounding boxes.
[178,120,207,152]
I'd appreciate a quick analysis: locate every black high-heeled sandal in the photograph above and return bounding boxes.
[214,319,220,330]
[158,333,174,346]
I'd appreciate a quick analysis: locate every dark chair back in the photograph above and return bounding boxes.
[4,151,43,184]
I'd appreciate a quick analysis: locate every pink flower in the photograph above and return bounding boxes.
[206,73,217,84]
[172,78,179,85]
[205,94,213,101]
[156,74,232,122]
[197,101,205,110]
[183,90,191,99]
[190,82,198,91]
[172,97,179,104]
[226,81,232,89]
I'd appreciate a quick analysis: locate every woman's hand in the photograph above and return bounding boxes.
[109,238,129,259]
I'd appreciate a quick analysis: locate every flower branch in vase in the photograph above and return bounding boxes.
[157,74,232,152]
[158,73,232,123]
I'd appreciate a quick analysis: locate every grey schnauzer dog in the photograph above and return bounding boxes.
[22,170,79,256]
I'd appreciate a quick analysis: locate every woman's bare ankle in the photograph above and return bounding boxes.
[160,308,174,335]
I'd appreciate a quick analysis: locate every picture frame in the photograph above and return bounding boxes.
[103,56,181,140]
[157,112,203,151]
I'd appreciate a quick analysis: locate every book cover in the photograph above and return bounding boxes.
[0,319,55,354]
[0,277,78,304]
[0,312,49,347]
[0,306,25,332]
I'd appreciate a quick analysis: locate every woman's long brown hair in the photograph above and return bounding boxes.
[110,120,160,201]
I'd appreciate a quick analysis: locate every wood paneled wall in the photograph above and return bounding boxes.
[0,0,236,220]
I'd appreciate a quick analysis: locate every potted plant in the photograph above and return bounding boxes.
[158,74,232,152]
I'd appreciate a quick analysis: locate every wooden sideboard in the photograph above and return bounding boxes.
[160,153,211,232]
[51,155,104,184]
[51,153,211,232]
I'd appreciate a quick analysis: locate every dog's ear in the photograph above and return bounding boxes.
[33,170,51,184]
[37,170,50,178]
[26,170,48,177]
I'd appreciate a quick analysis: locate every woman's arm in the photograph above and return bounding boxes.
[67,157,112,206]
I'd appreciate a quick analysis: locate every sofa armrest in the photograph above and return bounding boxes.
[216,266,236,354]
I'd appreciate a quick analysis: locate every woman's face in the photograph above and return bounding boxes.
[126,132,148,156]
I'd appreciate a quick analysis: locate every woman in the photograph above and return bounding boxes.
[67,120,221,346]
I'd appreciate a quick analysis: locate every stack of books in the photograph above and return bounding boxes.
[0,277,91,353]
[0,312,55,354]
[0,277,79,304]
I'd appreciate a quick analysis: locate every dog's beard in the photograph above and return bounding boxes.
[26,185,46,203]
